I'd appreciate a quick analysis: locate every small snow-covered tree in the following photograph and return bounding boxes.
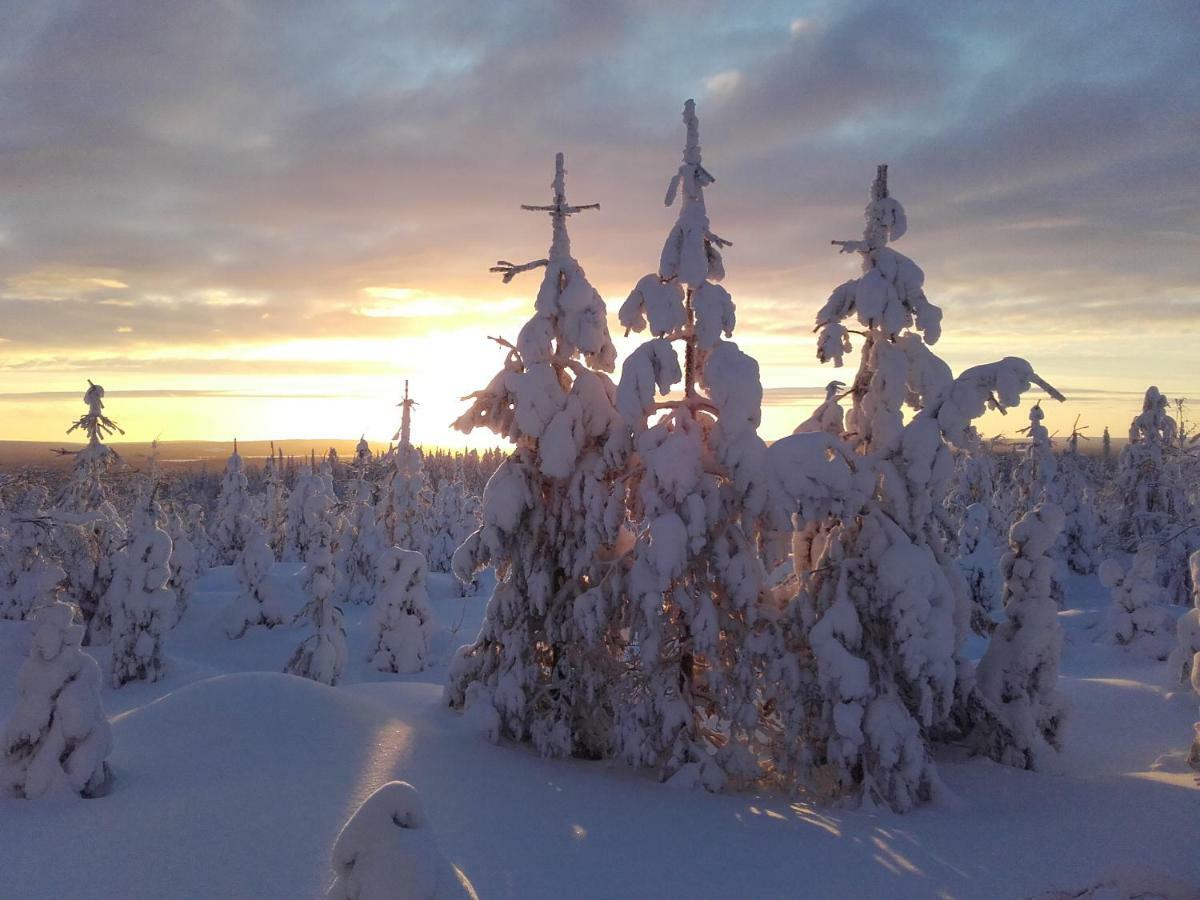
[1115,386,1196,604]
[110,492,177,686]
[285,493,346,686]
[1058,419,1100,575]
[262,444,288,557]
[327,781,478,900]
[972,503,1067,770]
[336,479,382,606]
[188,503,215,571]
[1100,546,1175,659]
[1012,404,1068,605]
[167,508,199,620]
[284,461,324,563]
[774,163,1064,810]
[957,503,1003,635]
[426,477,473,574]
[0,600,112,799]
[212,441,256,566]
[226,522,284,639]
[446,151,627,761]
[611,101,774,790]
[0,487,64,621]
[382,382,431,557]
[369,546,433,674]
[1167,550,1200,692]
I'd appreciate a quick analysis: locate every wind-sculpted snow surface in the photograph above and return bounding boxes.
[447,152,627,760]
[1,600,111,798]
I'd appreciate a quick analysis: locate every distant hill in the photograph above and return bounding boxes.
[0,438,400,471]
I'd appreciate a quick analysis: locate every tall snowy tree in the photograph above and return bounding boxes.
[285,492,346,686]
[610,101,774,789]
[956,502,1003,635]
[284,460,324,563]
[382,382,431,557]
[772,163,1064,810]
[1,600,112,799]
[110,490,177,687]
[446,151,627,761]
[972,503,1068,770]
[369,546,433,674]
[212,441,256,566]
[52,382,127,642]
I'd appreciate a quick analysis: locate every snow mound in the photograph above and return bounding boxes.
[1,673,419,899]
[328,780,477,899]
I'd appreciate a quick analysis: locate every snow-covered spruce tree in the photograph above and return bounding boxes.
[1115,387,1197,605]
[610,101,777,790]
[446,151,627,761]
[943,428,1003,550]
[52,381,127,641]
[327,781,478,900]
[0,487,65,621]
[1012,404,1068,605]
[426,477,471,574]
[283,460,323,563]
[1167,550,1200,691]
[0,600,112,799]
[110,490,177,687]
[774,164,1064,810]
[212,440,256,566]
[382,382,431,557]
[166,508,200,620]
[1058,419,1100,575]
[262,444,288,557]
[972,503,1067,770]
[794,380,846,437]
[285,492,346,686]
[187,503,215,571]
[336,478,382,606]
[369,546,433,674]
[226,522,284,639]
[956,503,1003,635]
[1100,546,1175,660]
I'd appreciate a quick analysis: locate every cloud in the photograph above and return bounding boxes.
[0,0,1197,438]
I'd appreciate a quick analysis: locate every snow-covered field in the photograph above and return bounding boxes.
[1,565,1195,900]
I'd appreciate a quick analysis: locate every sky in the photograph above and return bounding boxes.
[0,0,1197,449]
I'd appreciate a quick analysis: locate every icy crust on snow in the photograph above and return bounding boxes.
[1,600,111,798]
[327,781,478,900]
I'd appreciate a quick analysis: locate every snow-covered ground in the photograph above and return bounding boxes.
[1,565,1196,899]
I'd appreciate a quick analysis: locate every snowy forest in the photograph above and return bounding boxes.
[1,100,1198,899]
